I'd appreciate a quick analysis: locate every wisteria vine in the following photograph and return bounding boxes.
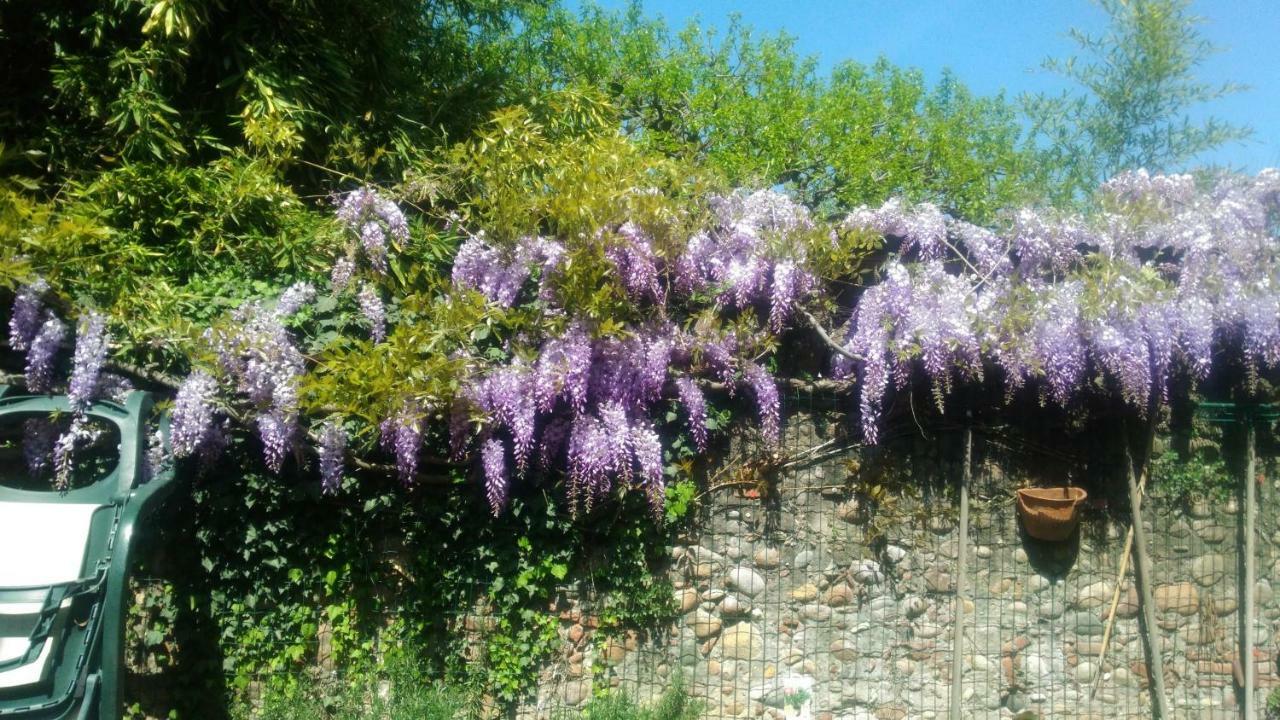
[835,168,1280,441]
[7,170,1279,518]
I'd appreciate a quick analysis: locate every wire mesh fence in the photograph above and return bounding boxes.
[120,391,1280,719]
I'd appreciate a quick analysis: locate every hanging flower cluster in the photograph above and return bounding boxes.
[175,283,317,471]
[5,285,128,487]
[445,189,815,516]
[334,187,409,275]
[834,168,1280,441]
[451,231,565,308]
[13,171,1276,515]
[675,189,819,329]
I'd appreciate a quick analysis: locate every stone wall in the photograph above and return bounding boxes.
[527,411,1280,720]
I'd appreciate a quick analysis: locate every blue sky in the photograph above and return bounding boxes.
[575,0,1280,171]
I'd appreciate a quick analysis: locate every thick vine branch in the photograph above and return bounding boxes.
[798,306,862,362]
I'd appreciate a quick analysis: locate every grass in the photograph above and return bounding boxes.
[575,680,701,720]
[249,657,468,720]
[248,661,700,720]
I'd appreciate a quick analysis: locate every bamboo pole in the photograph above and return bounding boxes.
[1243,418,1257,720]
[1090,411,1158,699]
[1088,504,1138,699]
[1125,440,1171,718]
[950,422,972,719]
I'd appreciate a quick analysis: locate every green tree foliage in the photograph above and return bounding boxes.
[1023,0,1253,202]
[508,2,1041,221]
[0,0,534,184]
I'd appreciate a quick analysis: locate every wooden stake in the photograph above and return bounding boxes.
[950,422,972,720]
[1088,516,1136,699]
[1125,439,1171,718]
[1091,410,1158,700]
[1243,418,1257,720]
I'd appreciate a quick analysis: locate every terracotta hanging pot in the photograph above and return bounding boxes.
[1017,486,1088,541]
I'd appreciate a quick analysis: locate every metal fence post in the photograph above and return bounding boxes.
[950,421,971,720]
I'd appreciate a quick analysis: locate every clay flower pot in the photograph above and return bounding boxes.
[1017,486,1088,541]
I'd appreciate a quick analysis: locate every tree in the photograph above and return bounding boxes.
[508,2,1043,222]
[1023,0,1252,202]
[0,0,537,186]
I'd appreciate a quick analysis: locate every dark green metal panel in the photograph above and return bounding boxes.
[1194,400,1280,424]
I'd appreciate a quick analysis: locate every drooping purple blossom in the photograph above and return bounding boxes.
[844,199,948,260]
[205,285,314,471]
[336,187,407,273]
[275,282,316,318]
[451,233,527,307]
[171,371,219,458]
[539,417,570,469]
[51,416,103,491]
[25,317,67,393]
[67,312,109,413]
[674,377,708,452]
[95,373,133,403]
[8,279,48,352]
[1007,208,1085,276]
[587,330,672,414]
[330,257,356,292]
[630,421,665,517]
[317,419,347,494]
[380,406,423,484]
[448,401,472,461]
[358,283,386,342]
[534,324,592,414]
[606,223,665,304]
[481,436,508,515]
[701,333,738,393]
[743,363,780,446]
[470,365,537,473]
[1101,169,1196,208]
[257,410,294,473]
[360,223,388,272]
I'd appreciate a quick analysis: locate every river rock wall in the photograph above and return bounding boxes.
[526,410,1280,720]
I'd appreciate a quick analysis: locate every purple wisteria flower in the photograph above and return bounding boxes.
[170,370,220,458]
[629,421,665,517]
[606,223,665,304]
[205,284,314,472]
[451,233,526,307]
[534,324,592,414]
[25,317,67,393]
[8,279,48,352]
[52,416,102,490]
[481,436,508,515]
[257,410,294,473]
[743,363,780,446]
[380,406,423,484]
[358,283,386,342]
[67,312,109,413]
[275,282,316,318]
[317,419,347,494]
[674,377,708,452]
[844,199,948,260]
[566,402,632,511]
[330,257,356,292]
[336,187,408,273]
[95,373,134,403]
